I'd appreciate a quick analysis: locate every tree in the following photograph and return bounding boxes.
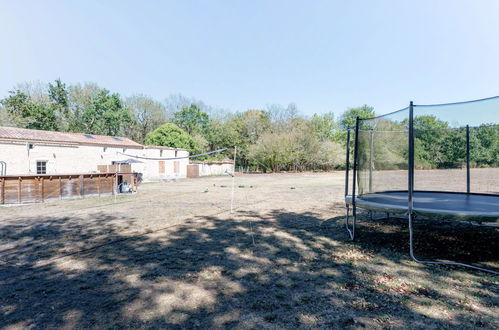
[469,124,498,167]
[48,79,70,130]
[249,118,322,172]
[313,141,345,170]
[1,89,58,130]
[78,89,134,136]
[164,93,207,119]
[173,104,209,135]
[411,115,449,167]
[339,105,375,129]
[333,105,376,150]
[311,112,338,142]
[249,132,294,172]
[238,110,271,143]
[126,95,167,143]
[145,123,197,153]
[267,103,299,132]
[0,105,13,126]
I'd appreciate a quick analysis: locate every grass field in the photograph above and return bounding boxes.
[0,172,498,329]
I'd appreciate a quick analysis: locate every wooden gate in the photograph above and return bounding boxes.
[186,164,199,178]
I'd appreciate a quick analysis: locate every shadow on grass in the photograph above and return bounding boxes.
[0,209,497,328]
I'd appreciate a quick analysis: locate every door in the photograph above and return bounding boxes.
[159,161,165,174]
[174,161,180,174]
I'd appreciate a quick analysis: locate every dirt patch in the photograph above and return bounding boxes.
[0,172,497,329]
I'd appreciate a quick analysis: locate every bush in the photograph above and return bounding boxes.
[145,123,197,154]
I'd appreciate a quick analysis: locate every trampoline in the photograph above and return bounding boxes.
[345,191,499,223]
[344,96,499,275]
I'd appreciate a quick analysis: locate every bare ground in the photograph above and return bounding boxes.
[0,172,498,329]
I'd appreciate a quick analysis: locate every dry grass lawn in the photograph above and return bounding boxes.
[0,172,498,329]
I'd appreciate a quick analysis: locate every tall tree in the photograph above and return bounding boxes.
[164,93,208,119]
[66,83,102,132]
[339,105,375,129]
[126,94,167,143]
[1,89,58,130]
[311,112,338,141]
[267,103,299,132]
[173,104,209,135]
[79,89,134,136]
[48,79,70,130]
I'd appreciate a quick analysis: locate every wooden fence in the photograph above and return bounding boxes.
[0,173,134,205]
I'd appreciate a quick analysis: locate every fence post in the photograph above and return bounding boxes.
[59,176,63,200]
[18,177,22,203]
[98,175,101,196]
[41,177,45,202]
[79,175,84,198]
[1,178,5,204]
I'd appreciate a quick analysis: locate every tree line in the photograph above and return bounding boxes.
[1,80,496,172]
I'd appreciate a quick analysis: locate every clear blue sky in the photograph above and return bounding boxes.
[1,0,499,117]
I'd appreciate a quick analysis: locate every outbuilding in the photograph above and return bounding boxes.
[0,126,189,181]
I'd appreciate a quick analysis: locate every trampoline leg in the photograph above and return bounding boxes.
[386,212,390,220]
[345,205,356,240]
[408,212,499,275]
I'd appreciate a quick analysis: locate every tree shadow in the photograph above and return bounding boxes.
[0,208,497,328]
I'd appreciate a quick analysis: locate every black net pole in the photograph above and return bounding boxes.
[466,125,470,194]
[408,102,414,208]
[352,118,360,205]
[346,118,361,240]
[408,101,416,259]
[369,130,374,193]
[345,127,351,198]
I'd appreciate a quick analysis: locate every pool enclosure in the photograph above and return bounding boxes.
[344,96,499,274]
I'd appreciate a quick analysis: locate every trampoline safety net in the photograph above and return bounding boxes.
[357,107,409,196]
[356,96,499,197]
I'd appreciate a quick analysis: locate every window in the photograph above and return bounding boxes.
[84,134,94,139]
[160,150,163,157]
[112,137,123,141]
[36,161,47,174]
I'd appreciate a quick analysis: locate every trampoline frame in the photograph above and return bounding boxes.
[345,100,499,275]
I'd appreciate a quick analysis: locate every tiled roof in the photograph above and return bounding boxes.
[0,126,143,148]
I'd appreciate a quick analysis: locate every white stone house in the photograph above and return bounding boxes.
[0,126,189,181]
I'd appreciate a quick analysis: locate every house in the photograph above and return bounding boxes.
[0,126,189,181]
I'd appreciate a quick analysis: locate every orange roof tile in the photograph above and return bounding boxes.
[0,126,142,148]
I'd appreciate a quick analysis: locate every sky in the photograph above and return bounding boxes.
[1,0,499,117]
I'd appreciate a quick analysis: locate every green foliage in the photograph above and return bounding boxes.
[311,112,338,142]
[80,89,134,136]
[145,123,197,153]
[1,89,58,130]
[469,124,498,166]
[339,105,375,129]
[126,94,167,143]
[249,118,343,172]
[412,115,450,168]
[173,104,209,135]
[4,79,495,174]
